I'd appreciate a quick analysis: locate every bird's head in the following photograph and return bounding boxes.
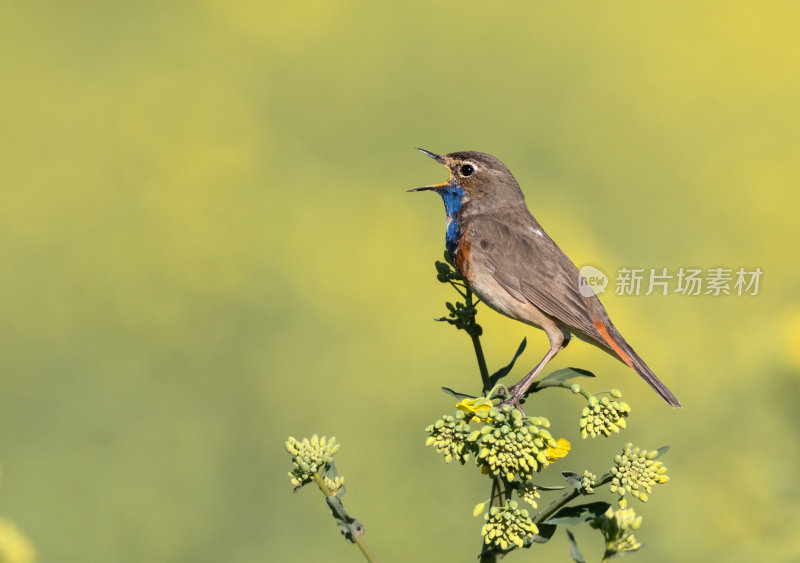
[409,149,524,216]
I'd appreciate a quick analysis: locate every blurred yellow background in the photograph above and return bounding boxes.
[1,2,798,561]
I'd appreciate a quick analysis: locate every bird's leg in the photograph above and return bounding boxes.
[501,332,570,408]
[506,345,561,402]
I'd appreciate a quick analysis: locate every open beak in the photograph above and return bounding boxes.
[408,184,442,192]
[409,148,448,192]
[416,147,444,163]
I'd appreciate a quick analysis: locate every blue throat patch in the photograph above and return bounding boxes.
[438,183,466,258]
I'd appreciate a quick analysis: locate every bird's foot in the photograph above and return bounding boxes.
[495,386,526,416]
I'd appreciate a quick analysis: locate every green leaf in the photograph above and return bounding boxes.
[543,502,611,526]
[440,387,476,400]
[542,367,596,382]
[561,471,583,491]
[534,484,567,491]
[655,445,671,459]
[532,523,557,544]
[325,495,364,543]
[566,529,586,563]
[489,338,527,385]
[325,460,339,478]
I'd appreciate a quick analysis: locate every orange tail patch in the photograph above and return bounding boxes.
[594,320,635,371]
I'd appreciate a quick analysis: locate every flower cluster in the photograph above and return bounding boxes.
[323,475,345,494]
[518,482,541,508]
[425,411,473,464]
[581,470,597,494]
[609,443,669,502]
[481,500,538,550]
[471,405,560,482]
[286,434,341,490]
[579,394,631,438]
[591,506,643,556]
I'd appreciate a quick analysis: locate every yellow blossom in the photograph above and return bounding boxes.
[546,438,571,462]
[456,397,495,422]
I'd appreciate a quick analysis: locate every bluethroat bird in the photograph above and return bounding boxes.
[410,149,681,408]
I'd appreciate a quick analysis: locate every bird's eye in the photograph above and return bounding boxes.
[460,164,474,176]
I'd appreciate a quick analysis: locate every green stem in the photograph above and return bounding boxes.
[458,277,501,561]
[313,474,378,563]
[533,474,613,526]
[490,476,508,506]
[533,489,580,526]
[478,549,504,563]
[601,542,616,563]
[449,281,468,299]
[470,330,491,394]
[528,380,592,399]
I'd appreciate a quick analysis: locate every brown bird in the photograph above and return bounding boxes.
[411,149,681,407]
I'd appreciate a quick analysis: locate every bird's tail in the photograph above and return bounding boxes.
[593,321,682,408]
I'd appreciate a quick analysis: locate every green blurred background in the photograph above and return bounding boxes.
[1,2,799,561]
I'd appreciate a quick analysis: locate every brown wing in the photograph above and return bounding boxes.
[465,212,608,343]
[462,212,682,407]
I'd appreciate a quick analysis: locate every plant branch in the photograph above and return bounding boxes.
[459,285,491,393]
[527,380,592,399]
[533,473,613,526]
[313,474,378,563]
[471,330,491,393]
